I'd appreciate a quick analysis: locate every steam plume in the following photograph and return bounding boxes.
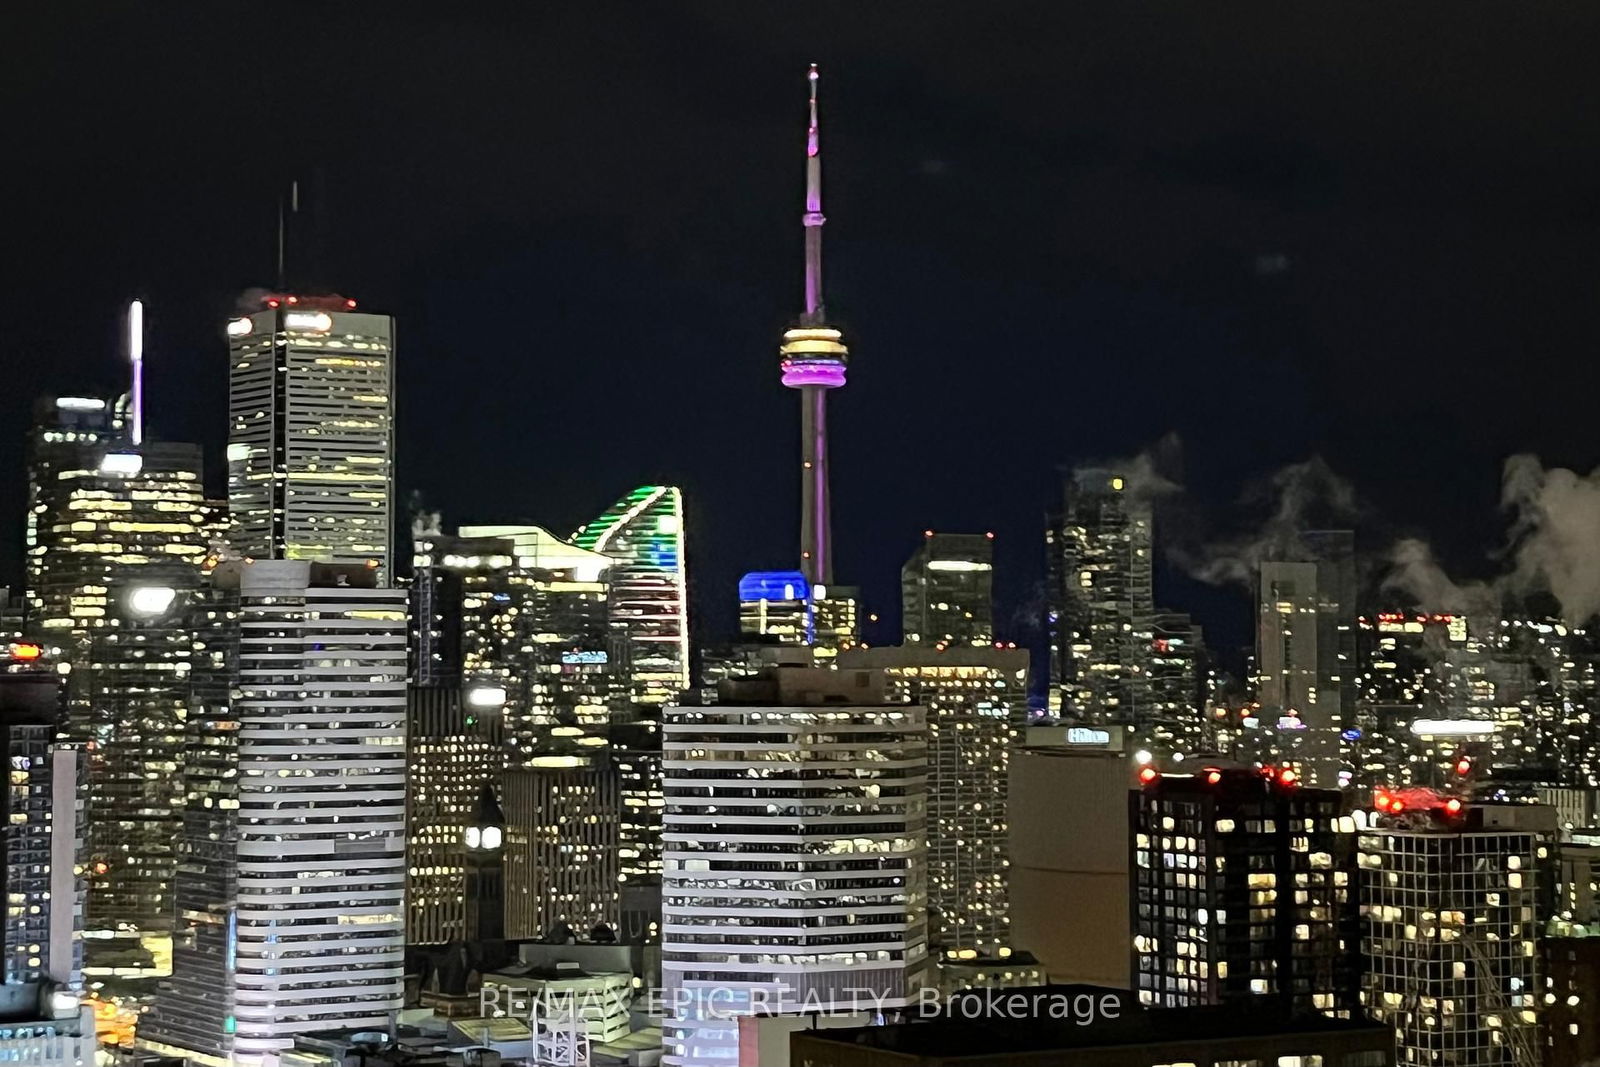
[1501,455,1600,624]
[1181,456,1360,588]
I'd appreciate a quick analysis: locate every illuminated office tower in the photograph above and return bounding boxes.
[1543,933,1600,1067]
[1131,764,1360,1015]
[0,646,84,988]
[1047,469,1155,731]
[572,486,688,711]
[810,587,859,658]
[840,646,1026,958]
[144,561,406,1066]
[1147,611,1203,756]
[1352,612,1465,784]
[661,660,928,1067]
[1360,792,1551,1066]
[734,570,859,657]
[225,294,395,579]
[1552,834,1600,934]
[405,684,500,946]
[1256,531,1357,787]
[502,763,621,939]
[234,561,404,1061]
[1495,616,1600,788]
[405,527,618,941]
[1256,562,1331,772]
[1355,612,1441,754]
[610,724,664,893]
[1545,831,1600,1066]
[902,532,995,647]
[141,568,242,1064]
[0,644,94,1067]
[24,394,129,624]
[572,488,684,888]
[738,570,814,646]
[448,525,618,763]
[23,391,208,963]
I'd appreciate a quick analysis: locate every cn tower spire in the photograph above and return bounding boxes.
[779,64,849,589]
[802,63,825,325]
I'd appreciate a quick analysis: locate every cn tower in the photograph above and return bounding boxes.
[779,64,848,587]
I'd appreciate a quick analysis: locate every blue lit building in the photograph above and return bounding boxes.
[739,570,813,645]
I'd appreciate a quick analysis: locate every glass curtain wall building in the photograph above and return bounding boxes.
[225,296,395,580]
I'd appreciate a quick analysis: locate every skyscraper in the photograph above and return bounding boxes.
[737,570,814,647]
[405,523,637,942]
[144,562,406,1064]
[24,389,209,967]
[0,643,94,1067]
[405,683,500,946]
[196,561,406,1063]
[0,648,83,990]
[1353,612,1462,784]
[839,646,1025,964]
[225,294,395,579]
[901,532,996,647]
[141,567,240,1063]
[449,525,619,763]
[660,659,929,1067]
[1131,764,1361,1015]
[1256,530,1357,786]
[502,763,621,939]
[1009,729,1131,988]
[1360,791,1552,1066]
[572,486,689,711]
[1148,610,1203,755]
[1047,469,1155,730]
[572,487,686,889]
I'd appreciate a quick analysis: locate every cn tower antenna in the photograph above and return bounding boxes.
[802,64,825,325]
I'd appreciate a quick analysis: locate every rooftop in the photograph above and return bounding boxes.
[805,989,1387,1058]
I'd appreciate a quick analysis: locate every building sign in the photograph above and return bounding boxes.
[1067,727,1112,746]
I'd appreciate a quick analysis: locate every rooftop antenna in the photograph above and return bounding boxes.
[127,299,144,446]
[276,179,299,290]
[802,63,825,326]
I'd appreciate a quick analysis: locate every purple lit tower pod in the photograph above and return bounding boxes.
[779,64,849,589]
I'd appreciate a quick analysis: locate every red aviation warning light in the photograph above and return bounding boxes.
[1455,756,1473,777]
[1205,769,1223,786]
[7,642,44,662]
[1445,798,1464,816]
[1138,766,1160,785]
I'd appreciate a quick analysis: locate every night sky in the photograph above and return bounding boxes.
[7,4,1600,656]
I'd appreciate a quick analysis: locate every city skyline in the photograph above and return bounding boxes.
[8,6,1600,656]
[8,12,1600,1066]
